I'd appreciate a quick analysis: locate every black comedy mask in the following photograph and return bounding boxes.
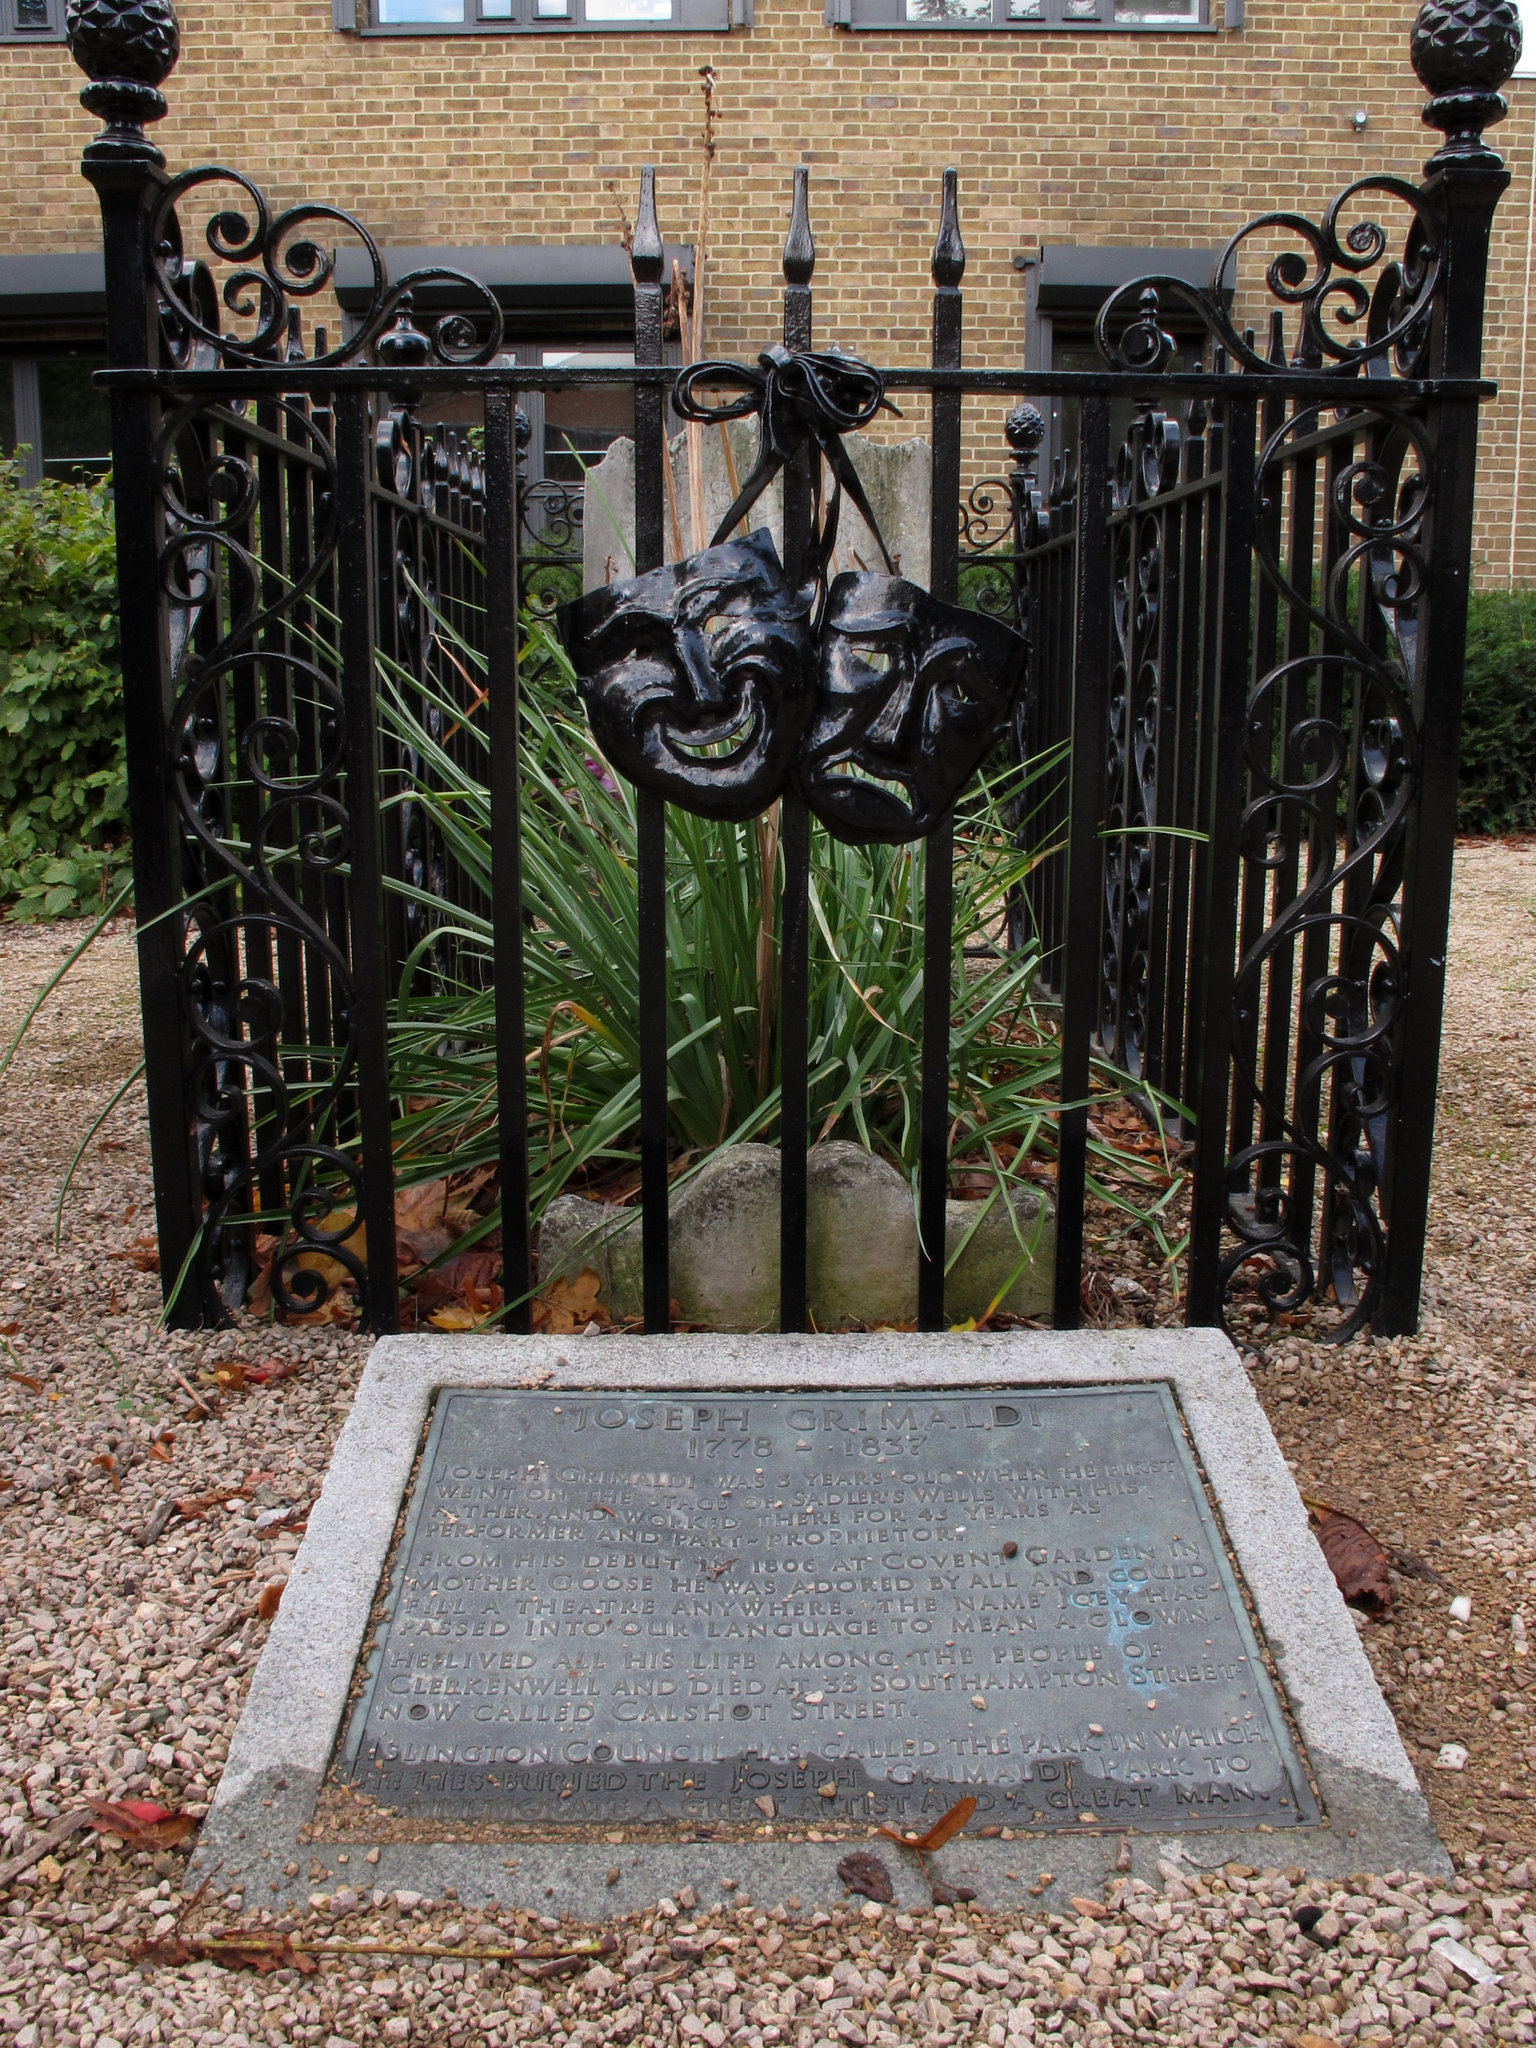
[558,528,815,822]
[801,573,1028,845]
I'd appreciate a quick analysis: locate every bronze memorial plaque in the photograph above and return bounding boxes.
[342,1386,1318,1833]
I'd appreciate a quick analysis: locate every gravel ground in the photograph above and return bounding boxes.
[0,834,1533,2046]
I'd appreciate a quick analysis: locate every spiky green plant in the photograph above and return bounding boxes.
[378,602,1182,1309]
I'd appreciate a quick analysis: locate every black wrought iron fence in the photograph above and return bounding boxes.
[65,0,1521,1343]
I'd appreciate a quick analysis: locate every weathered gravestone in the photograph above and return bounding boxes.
[581,423,932,592]
[192,1332,1449,1917]
[538,1141,1054,1329]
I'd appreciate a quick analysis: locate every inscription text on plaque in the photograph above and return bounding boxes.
[343,1386,1317,1833]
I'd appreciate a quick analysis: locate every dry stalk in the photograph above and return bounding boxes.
[606,181,634,256]
[755,801,781,1088]
[683,66,720,553]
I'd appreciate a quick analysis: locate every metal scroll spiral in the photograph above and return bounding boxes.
[149,166,505,368]
[157,389,371,1320]
[1219,404,1429,1338]
[1103,408,1183,1081]
[1093,177,1442,380]
[958,404,1049,636]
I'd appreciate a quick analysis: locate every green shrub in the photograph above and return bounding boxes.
[0,455,128,919]
[1460,587,1536,836]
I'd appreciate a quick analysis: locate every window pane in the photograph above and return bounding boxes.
[15,0,54,27]
[1113,0,1198,16]
[38,359,112,480]
[376,0,466,20]
[584,0,672,18]
[907,0,990,16]
[1007,0,1043,15]
[479,0,515,14]
[534,0,570,14]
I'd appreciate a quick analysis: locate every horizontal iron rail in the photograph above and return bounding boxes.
[95,367,1497,403]
[369,481,490,544]
[160,402,333,472]
[1105,466,1224,520]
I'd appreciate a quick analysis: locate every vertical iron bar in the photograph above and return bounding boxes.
[1378,152,1509,1333]
[631,167,671,1334]
[1182,357,1228,1143]
[1160,381,1210,1117]
[81,141,203,1323]
[1185,396,1259,1325]
[334,390,399,1334]
[1142,446,1184,1097]
[1257,412,1316,1180]
[778,167,815,1335]
[918,168,965,1331]
[485,389,532,1331]
[284,360,330,1131]
[1053,398,1112,1329]
[1286,430,1349,1262]
[1228,321,1286,1165]
[253,399,294,1217]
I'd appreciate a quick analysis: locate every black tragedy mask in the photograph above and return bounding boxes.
[559,529,815,822]
[801,573,1028,844]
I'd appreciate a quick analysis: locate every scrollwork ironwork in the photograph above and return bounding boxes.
[1094,178,1445,379]
[1219,399,1426,1337]
[155,367,377,1320]
[1101,405,1183,1081]
[147,166,505,370]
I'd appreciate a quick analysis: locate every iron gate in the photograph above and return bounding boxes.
[64,0,1520,1341]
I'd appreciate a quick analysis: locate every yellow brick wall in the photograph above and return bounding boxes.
[2,0,1533,584]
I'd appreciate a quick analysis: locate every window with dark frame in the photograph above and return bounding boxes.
[1020,243,1234,475]
[825,0,1213,29]
[0,0,66,42]
[1,358,113,485]
[354,0,746,32]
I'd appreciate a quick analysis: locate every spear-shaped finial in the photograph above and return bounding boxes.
[631,164,664,287]
[783,166,815,288]
[931,168,966,291]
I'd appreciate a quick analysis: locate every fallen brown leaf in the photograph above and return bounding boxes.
[148,1435,174,1461]
[91,1452,120,1488]
[929,1878,978,1906]
[86,1797,197,1849]
[395,1177,482,1267]
[242,1359,304,1386]
[532,1267,606,1336]
[173,1489,241,1521]
[879,1794,978,1855]
[110,1234,161,1273]
[255,1577,286,1621]
[836,1850,894,1903]
[1308,1500,1394,1615]
[4,1369,41,1393]
[0,1320,18,1335]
